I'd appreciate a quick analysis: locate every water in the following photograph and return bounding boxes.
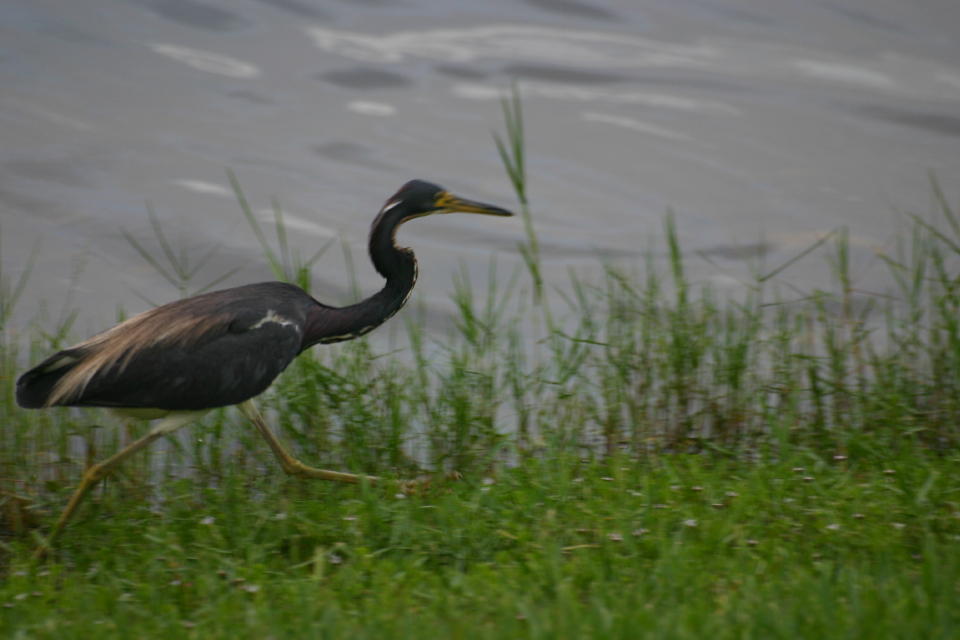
[2,0,959,337]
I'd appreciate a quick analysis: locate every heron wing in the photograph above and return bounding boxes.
[17,292,306,411]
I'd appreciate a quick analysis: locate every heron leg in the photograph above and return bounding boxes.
[34,412,200,558]
[239,400,378,484]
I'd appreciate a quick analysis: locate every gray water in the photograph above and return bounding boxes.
[2,0,959,338]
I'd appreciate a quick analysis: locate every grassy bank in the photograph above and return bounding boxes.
[1,451,957,638]
[1,95,959,637]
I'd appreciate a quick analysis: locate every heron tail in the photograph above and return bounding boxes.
[15,350,84,408]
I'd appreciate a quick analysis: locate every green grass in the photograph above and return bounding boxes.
[1,91,959,637]
[1,452,957,638]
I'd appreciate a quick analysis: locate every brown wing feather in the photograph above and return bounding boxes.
[46,304,231,407]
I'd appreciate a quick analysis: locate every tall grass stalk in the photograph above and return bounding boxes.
[494,86,549,325]
[228,169,334,291]
[121,203,240,301]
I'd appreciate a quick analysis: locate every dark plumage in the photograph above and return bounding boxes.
[17,179,513,554]
[17,179,512,413]
[17,282,308,411]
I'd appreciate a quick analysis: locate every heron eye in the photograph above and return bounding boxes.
[432,192,455,211]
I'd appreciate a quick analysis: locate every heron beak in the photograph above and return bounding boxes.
[436,192,514,217]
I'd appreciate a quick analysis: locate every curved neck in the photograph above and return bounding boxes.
[359,202,419,322]
[303,202,419,348]
[368,202,418,287]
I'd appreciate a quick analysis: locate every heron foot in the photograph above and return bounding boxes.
[1,490,40,538]
[283,458,379,484]
[398,470,462,495]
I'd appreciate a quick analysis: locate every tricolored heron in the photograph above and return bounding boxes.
[17,179,513,551]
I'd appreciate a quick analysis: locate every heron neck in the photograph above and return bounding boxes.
[368,204,418,284]
[302,205,417,349]
[359,204,420,328]
[325,271,414,343]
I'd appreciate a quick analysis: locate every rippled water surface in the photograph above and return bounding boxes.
[2,0,959,333]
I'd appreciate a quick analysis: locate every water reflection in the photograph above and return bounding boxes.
[346,101,397,117]
[523,0,619,21]
[500,63,633,84]
[140,0,248,32]
[305,24,716,68]
[433,65,490,80]
[173,179,233,198]
[793,59,895,89]
[318,68,413,90]
[454,82,739,115]
[224,89,274,105]
[697,241,774,261]
[150,44,260,78]
[252,0,329,20]
[311,142,394,171]
[6,157,94,188]
[582,112,691,141]
[857,105,960,138]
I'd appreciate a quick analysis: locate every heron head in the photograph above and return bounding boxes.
[383,180,514,220]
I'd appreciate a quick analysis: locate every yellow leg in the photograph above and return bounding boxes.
[239,400,378,484]
[34,412,201,558]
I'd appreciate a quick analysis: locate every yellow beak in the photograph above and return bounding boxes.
[436,191,514,217]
